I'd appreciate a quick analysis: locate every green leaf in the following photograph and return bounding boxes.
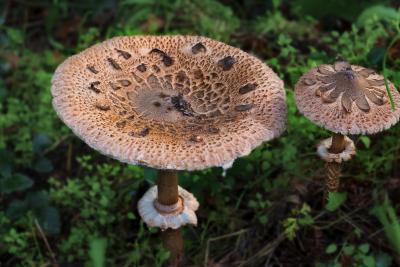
[6,200,29,219]
[36,207,61,235]
[6,27,24,44]
[362,255,375,267]
[0,79,7,101]
[33,157,53,173]
[48,37,64,50]
[32,134,52,154]
[367,47,386,67]
[359,243,370,254]
[0,149,14,178]
[325,243,337,254]
[357,5,399,27]
[343,244,355,255]
[0,174,33,194]
[298,215,314,226]
[272,0,281,9]
[127,212,136,220]
[325,192,347,212]
[26,191,50,211]
[248,200,258,209]
[129,250,141,262]
[375,252,392,267]
[156,249,170,263]
[360,136,371,149]
[354,228,362,238]
[89,237,107,267]
[259,215,268,225]
[370,197,400,255]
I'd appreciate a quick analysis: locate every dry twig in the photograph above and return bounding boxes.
[34,219,59,267]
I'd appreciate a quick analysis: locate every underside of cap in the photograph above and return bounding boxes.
[51,35,287,170]
[295,63,400,135]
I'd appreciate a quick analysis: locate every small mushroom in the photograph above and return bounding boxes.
[295,58,400,193]
[51,35,287,266]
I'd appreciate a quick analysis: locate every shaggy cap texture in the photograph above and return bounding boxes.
[295,60,400,135]
[51,35,287,170]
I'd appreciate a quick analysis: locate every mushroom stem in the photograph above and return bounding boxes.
[325,162,341,192]
[325,133,346,193]
[157,170,184,267]
[329,133,346,154]
[158,170,179,205]
[161,229,184,267]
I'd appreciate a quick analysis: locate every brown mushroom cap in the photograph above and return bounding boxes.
[52,35,286,170]
[295,60,400,135]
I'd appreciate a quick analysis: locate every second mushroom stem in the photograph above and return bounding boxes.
[157,170,184,267]
[326,133,346,192]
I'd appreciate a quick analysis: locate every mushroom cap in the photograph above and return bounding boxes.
[51,35,286,170]
[138,185,199,230]
[295,61,400,135]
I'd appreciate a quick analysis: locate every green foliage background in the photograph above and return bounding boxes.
[1,0,400,266]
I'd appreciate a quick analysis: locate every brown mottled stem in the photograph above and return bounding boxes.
[157,170,183,267]
[325,133,346,193]
[325,162,341,193]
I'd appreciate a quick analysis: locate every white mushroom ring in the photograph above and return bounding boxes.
[138,185,199,230]
[317,136,356,163]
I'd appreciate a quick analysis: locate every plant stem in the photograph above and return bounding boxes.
[34,219,59,267]
[325,133,346,192]
[157,170,183,267]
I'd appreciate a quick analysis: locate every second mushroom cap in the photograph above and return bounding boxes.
[295,59,400,135]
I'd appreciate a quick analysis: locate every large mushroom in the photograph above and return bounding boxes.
[51,35,287,265]
[295,58,400,192]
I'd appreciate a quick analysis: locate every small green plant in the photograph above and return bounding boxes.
[321,242,392,267]
[283,203,314,240]
[370,195,400,255]
[382,8,400,109]
[325,192,347,212]
[248,192,271,225]
[88,237,107,267]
